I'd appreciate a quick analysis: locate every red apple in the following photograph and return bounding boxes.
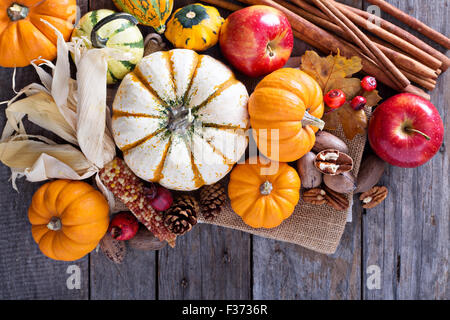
[368,93,444,168]
[219,5,293,77]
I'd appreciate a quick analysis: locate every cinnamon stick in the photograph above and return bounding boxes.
[311,0,410,89]
[347,39,436,93]
[368,36,439,80]
[400,69,436,91]
[211,0,432,99]
[237,0,406,88]
[340,3,450,71]
[281,0,439,81]
[332,1,442,70]
[366,0,450,50]
[201,0,243,11]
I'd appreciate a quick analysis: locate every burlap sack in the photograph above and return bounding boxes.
[198,126,367,255]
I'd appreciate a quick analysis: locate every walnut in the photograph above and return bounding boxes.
[323,186,350,211]
[360,186,388,209]
[314,149,353,175]
[303,188,328,205]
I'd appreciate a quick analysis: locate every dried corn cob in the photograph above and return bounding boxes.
[99,158,176,247]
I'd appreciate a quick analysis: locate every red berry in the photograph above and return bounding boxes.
[361,76,377,91]
[350,96,367,111]
[108,212,139,241]
[149,186,173,211]
[324,89,346,109]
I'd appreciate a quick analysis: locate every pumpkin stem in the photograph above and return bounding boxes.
[260,181,273,195]
[302,110,325,130]
[47,217,62,231]
[7,3,29,21]
[168,105,195,134]
[91,13,139,48]
[186,11,197,19]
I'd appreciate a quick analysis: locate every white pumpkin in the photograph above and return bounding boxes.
[112,49,249,191]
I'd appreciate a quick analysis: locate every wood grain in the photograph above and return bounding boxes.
[90,247,157,299]
[158,225,251,299]
[361,0,449,300]
[0,0,447,300]
[251,0,364,301]
[253,201,362,299]
[0,0,90,300]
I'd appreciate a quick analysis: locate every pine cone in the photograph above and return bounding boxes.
[164,194,199,235]
[199,182,227,220]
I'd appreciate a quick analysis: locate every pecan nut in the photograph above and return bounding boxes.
[360,186,388,209]
[303,188,327,205]
[314,149,353,175]
[324,186,350,211]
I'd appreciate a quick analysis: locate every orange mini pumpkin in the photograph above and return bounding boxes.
[28,180,110,261]
[228,157,301,229]
[249,68,325,162]
[0,0,76,68]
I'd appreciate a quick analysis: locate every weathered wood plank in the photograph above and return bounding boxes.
[155,0,252,300]
[90,248,157,299]
[0,0,90,300]
[158,225,251,299]
[362,0,449,300]
[85,0,157,300]
[252,198,362,300]
[252,0,364,300]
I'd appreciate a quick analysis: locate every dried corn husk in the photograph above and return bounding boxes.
[0,19,130,205]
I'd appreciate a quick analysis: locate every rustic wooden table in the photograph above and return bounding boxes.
[0,0,448,300]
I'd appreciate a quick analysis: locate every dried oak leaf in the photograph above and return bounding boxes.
[324,103,368,140]
[300,50,382,140]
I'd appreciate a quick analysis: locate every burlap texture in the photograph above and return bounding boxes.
[198,125,368,255]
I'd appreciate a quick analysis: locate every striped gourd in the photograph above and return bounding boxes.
[72,9,144,84]
[112,49,250,191]
[112,0,173,34]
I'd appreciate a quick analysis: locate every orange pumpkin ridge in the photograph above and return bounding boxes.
[248,68,325,162]
[28,180,109,261]
[228,157,301,229]
[0,0,76,68]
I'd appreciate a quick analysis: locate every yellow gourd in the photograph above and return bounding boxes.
[165,4,224,51]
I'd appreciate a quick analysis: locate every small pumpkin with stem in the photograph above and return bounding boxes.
[28,180,110,261]
[0,0,76,68]
[228,157,301,229]
[249,68,325,162]
[165,3,224,51]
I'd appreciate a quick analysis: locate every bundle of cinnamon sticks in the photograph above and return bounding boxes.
[202,0,450,100]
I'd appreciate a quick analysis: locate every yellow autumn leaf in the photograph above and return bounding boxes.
[300,50,362,91]
[300,50,381,140]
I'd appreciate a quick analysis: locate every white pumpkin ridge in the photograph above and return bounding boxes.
[112,49,249,191]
